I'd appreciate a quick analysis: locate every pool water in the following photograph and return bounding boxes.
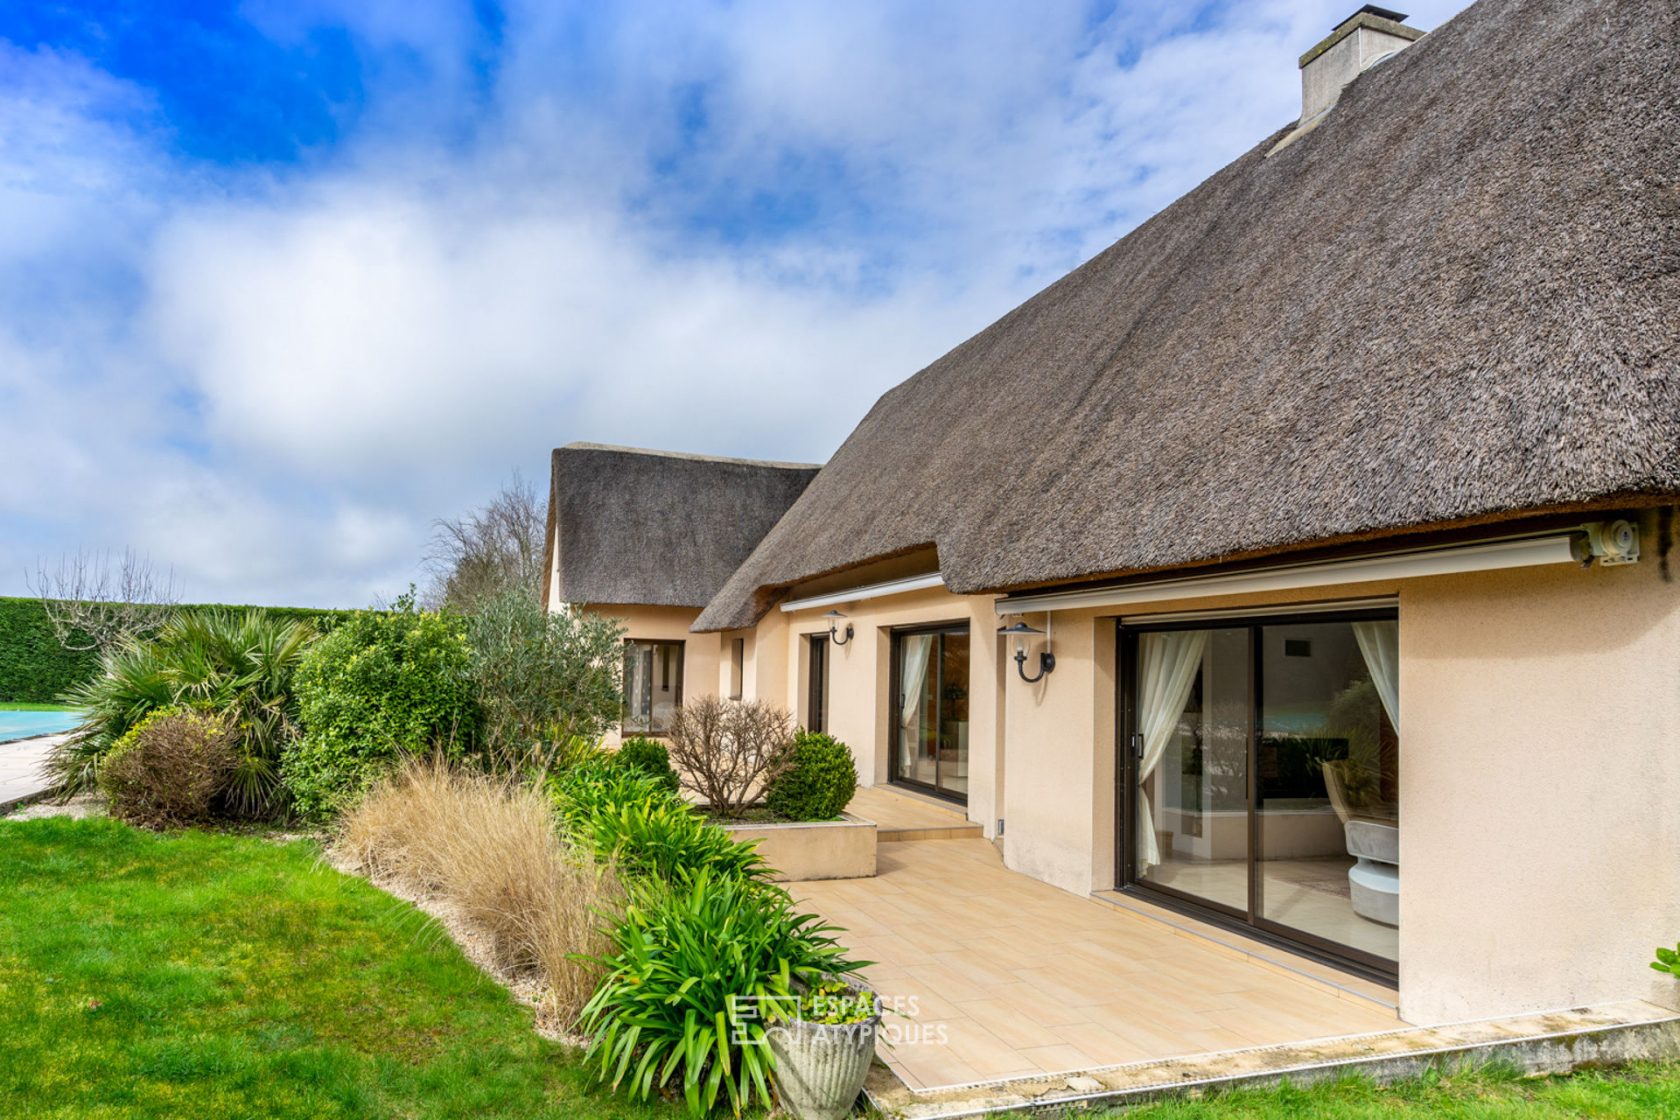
[0,711,81,743]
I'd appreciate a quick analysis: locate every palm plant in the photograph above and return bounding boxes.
[53,608,317,816]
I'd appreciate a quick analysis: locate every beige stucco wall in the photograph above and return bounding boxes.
[584,603,722,748]
[1399,552,1680,1024]
[779,587,1002,837]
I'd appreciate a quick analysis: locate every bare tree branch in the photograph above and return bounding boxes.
[425,471,546,611]
[665,697,796,819]
[28,548,179,653]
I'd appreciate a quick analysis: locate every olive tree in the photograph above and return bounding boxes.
[466,586,625,777]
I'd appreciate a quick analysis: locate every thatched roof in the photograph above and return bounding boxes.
[545,443,819,610]
[694,0,1680,632]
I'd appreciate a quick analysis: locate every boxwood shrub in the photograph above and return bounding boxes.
[764,730,857,822]
[613,736,680,793]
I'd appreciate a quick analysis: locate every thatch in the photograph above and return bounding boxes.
[695,0,1680,632]
[544,444,819,610]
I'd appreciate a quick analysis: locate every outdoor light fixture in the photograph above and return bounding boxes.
[998,619,1055,683]
[824,609,855,645]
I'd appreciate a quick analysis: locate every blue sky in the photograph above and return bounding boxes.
[0,0,1470,607]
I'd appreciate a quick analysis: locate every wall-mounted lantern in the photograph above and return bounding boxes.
[998,618,1055,683]
[824,609,855,646]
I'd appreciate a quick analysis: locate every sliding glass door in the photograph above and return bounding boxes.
[1121,610,1399,976]
[891,624,969,801]
[1131,627,1252,914]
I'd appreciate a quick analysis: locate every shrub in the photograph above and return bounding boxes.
[284,607,479,822]
[614,736,679,793]
[98,707,236,827]
[764,731,858,822]
[665,696,795,820]
[464,587,626,778]
[54,608,316,816]
[1655,944,1680,978]
[550,762,768,885]
[336,760,619,1023]
[580,867,863,1116]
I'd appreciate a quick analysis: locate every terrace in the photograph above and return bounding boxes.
[810,788,1679,1117]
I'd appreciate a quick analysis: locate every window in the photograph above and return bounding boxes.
[622,639,684,736]
[806,634,829,733]
[729,638,745,700]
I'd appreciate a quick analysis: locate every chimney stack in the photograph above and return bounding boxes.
[1298,6,1425,123]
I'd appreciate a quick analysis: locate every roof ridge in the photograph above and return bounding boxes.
[557,442,821,471]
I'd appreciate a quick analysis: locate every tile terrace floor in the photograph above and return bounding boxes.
[790,836,1403,1092]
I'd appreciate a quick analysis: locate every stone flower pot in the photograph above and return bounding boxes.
[766,1001,880,1120]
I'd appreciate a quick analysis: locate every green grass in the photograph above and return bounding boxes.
[0,817,678,1119]
[0,701,74,712]
[1080,1064,1680,1118]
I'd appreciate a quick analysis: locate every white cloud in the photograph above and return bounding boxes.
[0,1,1474,606]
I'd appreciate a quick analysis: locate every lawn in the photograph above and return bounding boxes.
[0,702,74,712]
[1094,1064,1680,1119]
[2,816,1676,1120]
[0,816,676,1119]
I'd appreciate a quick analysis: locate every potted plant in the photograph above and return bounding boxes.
[767,981,880,1120]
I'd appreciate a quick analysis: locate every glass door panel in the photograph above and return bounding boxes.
[896,633,938,788]
[893,626,970,801]
[1257,621,1399,963]
[1134,627,1250,913]
[938,633,970,797]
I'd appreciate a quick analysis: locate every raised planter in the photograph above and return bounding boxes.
[716,812,877,882]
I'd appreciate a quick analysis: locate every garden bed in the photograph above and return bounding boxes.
[716,810,877,882]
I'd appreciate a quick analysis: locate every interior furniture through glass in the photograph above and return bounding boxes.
[1124,611,1399,973]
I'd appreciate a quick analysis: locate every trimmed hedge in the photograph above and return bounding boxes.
[0,597,357,704]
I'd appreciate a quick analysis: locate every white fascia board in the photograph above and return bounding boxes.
[780,573,946,614]
[996,534,1582,616]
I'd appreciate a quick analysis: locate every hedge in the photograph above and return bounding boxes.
[0,597,358,704]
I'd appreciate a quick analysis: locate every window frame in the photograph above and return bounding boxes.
[621,637,685,737]
[806,633,829,733]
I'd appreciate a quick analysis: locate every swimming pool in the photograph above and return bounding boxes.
[0,711,81,743]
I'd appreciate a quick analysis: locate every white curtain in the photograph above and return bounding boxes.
[1136,630,1208,873]
[1352,620,1400,734]
[898,635,934,767]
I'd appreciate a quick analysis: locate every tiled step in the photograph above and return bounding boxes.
[848,784,981,843]
[879,822,985,843]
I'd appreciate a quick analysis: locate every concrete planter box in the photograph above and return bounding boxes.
[717,812,877,882]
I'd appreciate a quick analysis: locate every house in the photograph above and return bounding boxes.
[540,442,818,744]
[545,0,1680,1030]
